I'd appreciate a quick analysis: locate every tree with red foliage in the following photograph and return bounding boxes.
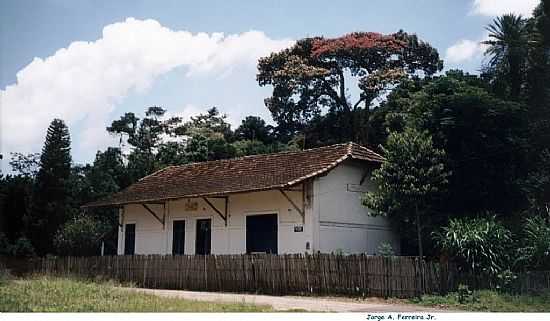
[257,31,442,145]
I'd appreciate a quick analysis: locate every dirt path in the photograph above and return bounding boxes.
[122,287,454,312]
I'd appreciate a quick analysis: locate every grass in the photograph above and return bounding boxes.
[410,289,550,312]
[0,276,273,312]
[6,273,549,312]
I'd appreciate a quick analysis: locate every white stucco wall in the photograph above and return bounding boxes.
[313,160,400,255]
[118,188,313,255]
[117,159,399,255]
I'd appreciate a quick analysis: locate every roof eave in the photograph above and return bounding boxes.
[81,154,382,209]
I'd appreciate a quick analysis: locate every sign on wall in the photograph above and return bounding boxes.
[185,201,199,211]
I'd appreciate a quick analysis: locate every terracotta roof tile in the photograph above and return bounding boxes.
[83,142,383,207]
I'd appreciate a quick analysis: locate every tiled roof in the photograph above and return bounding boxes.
[83,142,383,207]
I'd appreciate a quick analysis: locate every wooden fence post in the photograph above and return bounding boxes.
[204,255,207,290]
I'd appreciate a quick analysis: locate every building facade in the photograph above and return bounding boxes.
[85,143,399,255]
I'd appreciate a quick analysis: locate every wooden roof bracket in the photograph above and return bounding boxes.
[202,197,228,226]
[279,186,305,223]
[142,203,165,228]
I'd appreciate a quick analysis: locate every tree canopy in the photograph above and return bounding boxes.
[482,14,529,100]
[257,31,442,144]
[372,71,529,215]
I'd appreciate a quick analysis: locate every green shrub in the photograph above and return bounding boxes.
[0,233,36,257]
[0,233,11,255]
[457,284,477,304]
[11,237,35,257]
[54,214,105,256]
[434,216,512,280]
[516,216,550,270]
[496,269,518,292]
[413,289,550,312]
[376,242,395,256]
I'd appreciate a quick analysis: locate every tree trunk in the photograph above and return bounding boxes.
[337,70,354,142]
[362,98,371,143]
[416,205,423,258]
[338,70,347,109]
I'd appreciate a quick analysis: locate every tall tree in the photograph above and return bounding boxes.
[81,148,129,201]
[107,106,182,181]
[364,128,450,257]
[234,116,274,144]
[29,119,72,255]
[134,106,168,154]
[257,31,442,144]
[482,14,528,100]
[106,112,139,148]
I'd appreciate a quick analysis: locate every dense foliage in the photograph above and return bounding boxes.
[516,216,550,270]
[434,217,513,279]
[54,214,112,256]
[364,128,450,257]
[372,71,528,216]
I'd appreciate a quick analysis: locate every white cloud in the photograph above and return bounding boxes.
[450,0,539,66]
[0,18,293,161]
[445,32,490,64]
[446,39,484,63]
[157,104,204,144]
[471,0,539,17]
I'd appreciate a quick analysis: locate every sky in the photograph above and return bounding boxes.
[0,0,541,172]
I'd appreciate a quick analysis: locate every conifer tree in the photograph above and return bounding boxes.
[30,119,72,254]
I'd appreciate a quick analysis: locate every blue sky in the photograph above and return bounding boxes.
[0,0,540,171]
